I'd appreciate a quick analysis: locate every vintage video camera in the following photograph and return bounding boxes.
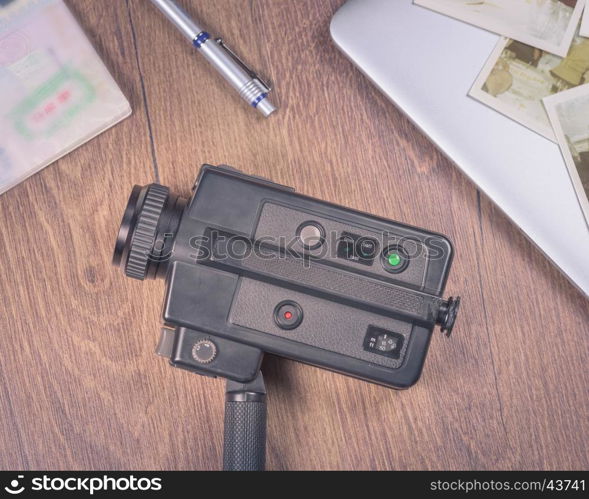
[113,164,460,390]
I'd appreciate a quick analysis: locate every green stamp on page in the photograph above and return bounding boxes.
[9,66,96,140]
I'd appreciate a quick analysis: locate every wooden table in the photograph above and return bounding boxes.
[1,0,587,471]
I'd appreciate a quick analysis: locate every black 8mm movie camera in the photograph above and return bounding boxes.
[113,164,460,470]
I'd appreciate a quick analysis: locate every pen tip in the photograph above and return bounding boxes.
[257,98,278,118]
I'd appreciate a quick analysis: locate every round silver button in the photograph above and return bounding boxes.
[191,340,217,364]
[297,222,325,249]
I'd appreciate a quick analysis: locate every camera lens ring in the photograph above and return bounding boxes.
[125,184,169,281]
[112,184,170,281]
[113,185,144,268]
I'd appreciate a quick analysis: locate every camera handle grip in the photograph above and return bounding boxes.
[223,372,267,471]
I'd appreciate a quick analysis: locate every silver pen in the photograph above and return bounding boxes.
[150,0,277,118]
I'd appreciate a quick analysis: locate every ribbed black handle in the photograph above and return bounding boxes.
[223,398,267,471]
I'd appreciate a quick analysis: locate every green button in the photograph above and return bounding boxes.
[388,252,402,267]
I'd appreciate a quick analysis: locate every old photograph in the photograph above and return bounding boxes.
[414,0,585,57]
[469,29,589,140]
[544,84,589,225]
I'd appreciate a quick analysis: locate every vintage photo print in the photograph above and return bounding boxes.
[581,6,589,37]
[469,28,589,141]
[414,0,585,57]
[543,84,589,226]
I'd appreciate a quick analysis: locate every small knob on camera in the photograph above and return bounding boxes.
[192,340,218,364]
[437,296,461,337]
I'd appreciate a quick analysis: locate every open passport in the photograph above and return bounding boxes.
[0,0,131,195]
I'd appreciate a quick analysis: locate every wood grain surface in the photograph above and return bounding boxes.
[0,0,587,471]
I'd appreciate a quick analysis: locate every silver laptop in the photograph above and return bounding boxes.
[331,0,589,298]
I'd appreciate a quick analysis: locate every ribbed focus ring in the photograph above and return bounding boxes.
[125,184,169,280]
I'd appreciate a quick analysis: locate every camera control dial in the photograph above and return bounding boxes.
[191,340,218,364]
